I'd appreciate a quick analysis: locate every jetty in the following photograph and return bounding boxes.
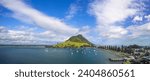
[109,58,124,61]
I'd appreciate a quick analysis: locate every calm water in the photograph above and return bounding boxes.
[0,47,122,64]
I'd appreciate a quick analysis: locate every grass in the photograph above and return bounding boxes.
[123,60,131,64]
[53,41,91,48]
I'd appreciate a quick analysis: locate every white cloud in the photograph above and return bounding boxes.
[133,16,143,22]
[65,3,79,20]
[0,26,69,45]
[0,0,149,45]
[77,25,91,35]
[122,22,150,45]
[90,0,138,25]
[96,22,150,45]
[88,0,150,45]
[0,26,8,33]
[0,0,78,35]
[145,15,150,21]
[98,26,128,39]
[127,22,150,38]
[89,0,140,39]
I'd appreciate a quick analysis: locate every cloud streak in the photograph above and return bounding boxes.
[65,3,79,20]
[0,0,78,35]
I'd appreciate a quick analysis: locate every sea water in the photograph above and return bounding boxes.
[0,47,122,64]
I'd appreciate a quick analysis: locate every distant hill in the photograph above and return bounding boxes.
[128,44,141,48]
[53,34,94,48]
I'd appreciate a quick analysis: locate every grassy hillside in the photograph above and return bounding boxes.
[53,34,94,48]
[54,41,92,48]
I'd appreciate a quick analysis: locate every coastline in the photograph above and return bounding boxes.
[99,49,132,63]
[100,49,129,58]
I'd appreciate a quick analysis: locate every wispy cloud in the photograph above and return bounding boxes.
[65,3,79,20]
[133,16,143,22]
[0,0,78,35]
[145,15,150,21]
[127,23,150,38]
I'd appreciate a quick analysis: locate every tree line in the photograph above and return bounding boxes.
[98,44,150,54]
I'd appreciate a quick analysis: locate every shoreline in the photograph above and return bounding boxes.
[100,49,129,58]
[99,49,134,64]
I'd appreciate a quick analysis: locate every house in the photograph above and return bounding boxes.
[141,56,150,64]
[134,48,144,56]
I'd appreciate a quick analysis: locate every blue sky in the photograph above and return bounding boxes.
[0,0,150,45]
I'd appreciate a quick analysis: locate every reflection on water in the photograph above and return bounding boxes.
[44,48,49,52]
[0,47,122,64]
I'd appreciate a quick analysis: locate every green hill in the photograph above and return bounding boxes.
[53,34,94,48]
